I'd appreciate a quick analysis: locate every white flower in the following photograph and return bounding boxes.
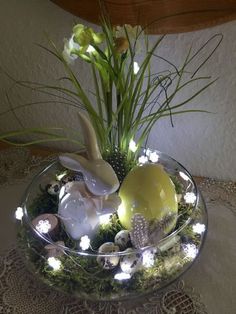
[192,223,206,234]
[144,148,151,157]
[35,219,51,234]
[142,248,156,268]
[15,207,23,220]
[62,35,80,64]
[47,257,62,271]
[149,151,159,163]
[142,149,159,163]
[184,192,197,204]
[129,139,137,152]
[138,155,148,164]
[79,235,90,250]
[183,243,198,259]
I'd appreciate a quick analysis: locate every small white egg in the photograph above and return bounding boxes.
[97,242,120,270]
[114,230,130,250]
[47,180,61,195]
[120,248,142,274]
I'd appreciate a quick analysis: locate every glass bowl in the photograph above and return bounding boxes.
[16,149,207,301]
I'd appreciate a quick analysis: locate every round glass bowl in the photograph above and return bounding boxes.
[16,149,207,301]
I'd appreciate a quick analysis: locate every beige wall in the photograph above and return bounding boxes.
[0,0,236,180]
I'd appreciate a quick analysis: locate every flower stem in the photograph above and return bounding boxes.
[106,88,113,144]
[117,93,122,148]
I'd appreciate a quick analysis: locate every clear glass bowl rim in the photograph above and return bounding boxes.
[21,149,199,257]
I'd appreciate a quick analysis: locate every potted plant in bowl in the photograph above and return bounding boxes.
[3,15,220,300]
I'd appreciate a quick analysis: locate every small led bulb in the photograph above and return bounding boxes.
[15,207,24,220]
[47,257,62,271]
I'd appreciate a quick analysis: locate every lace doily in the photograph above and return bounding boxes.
[0,247,207,314]
[0,147,55,188]
[199,177,236,216]
[1,147,236,314]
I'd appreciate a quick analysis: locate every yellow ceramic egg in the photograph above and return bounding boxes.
[118,163,178,232]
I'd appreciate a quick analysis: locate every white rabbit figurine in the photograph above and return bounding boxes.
[58,112,120,240]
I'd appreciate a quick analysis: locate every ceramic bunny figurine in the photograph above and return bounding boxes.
[59,112,119,196]
[58,112,120,240]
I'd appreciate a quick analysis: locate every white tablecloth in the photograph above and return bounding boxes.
[0,148,235,314]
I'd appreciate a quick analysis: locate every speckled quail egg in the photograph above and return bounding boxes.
[60,174,75,185]
[114,230,131,250]
[120,248,142,274]
[47,180,61,195]
[97,242,120,270]
[61,173,83,185]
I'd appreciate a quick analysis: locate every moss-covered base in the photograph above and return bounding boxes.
[17,209,203,300]
[17,166,206,301]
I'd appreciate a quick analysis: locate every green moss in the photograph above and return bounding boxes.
[179,225,201,246]
[91,213,123,250]
[171,175,183,195]
[17,173,204,300]
[175,203,193,229]
[28,187,58,218]
[18,221,194,300]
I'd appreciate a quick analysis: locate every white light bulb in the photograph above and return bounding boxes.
[144,148,152,158]
[183,243,198,260]
[15,207,24,220]
[47,257,62,271]
[56,171,67,180]
[142,249,156,268]
[35,219,51,234]
[99,213,111,225]
[192,223,206,234]
[79,235,91,251]
[133,61,140,75]
[114,272,131,280]
[138,155,148,164]
[149,151,159,163]
[184,192,197,204]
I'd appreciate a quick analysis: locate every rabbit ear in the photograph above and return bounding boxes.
[59,153,88,172]
[59,153,120,195]
[59,112,120,195]
[78,111,102,160]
